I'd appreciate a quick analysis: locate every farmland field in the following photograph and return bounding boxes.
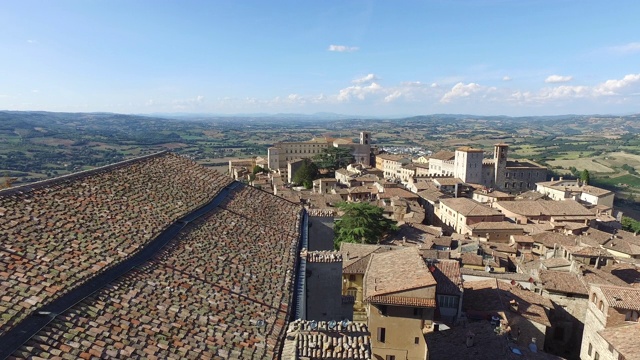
[547,158,615,173]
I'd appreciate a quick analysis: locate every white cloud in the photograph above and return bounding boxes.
[440,82,482,103]
[608,42,640,54]
[352,73,379,85]
[328,44,359,52]
[593,74,640,96]
[430,83,438,88]
[384,91,402,103]
[512,73,640,103]
[545,75,573,83]
[502,76,512,81]
[27,39,37,44]
[337,82,383,102]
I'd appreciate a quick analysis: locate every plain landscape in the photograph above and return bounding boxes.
[2,110,640,219]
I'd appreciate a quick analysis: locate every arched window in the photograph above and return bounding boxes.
[599,300,605,312]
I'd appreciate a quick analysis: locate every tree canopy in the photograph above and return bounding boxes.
[313,146,355,172]
[580,169,591,184]
[333,202,398,249]
[622,216,640,234]
[292,159,318,189]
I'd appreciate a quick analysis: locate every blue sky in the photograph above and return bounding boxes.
[1,0,640,116]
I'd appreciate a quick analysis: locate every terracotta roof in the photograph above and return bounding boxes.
[598,323,640,360]
[541,257,571,269]
[340,243,387,274]
[531,232,578,248]
[433,260,463,295]
[0,153,235,337]
[283,319,371,360]
[8,184,303,359]
[603,237,640,256]
[456,146,483,153]
[429,151,455,161]
[469,221,524,230]
[598,285,640,311]
[434,177,465,186]
[364,247,436,298]
[539,270,588,295]
[378,187,419,199]
[440,198,503,217]
[512,235,534,243]
[425,320,562,360]
[365,295,436,308]
[463,279,552,327]
[461,253,484,266]
[496,199,593,217]
[417,189,449,202]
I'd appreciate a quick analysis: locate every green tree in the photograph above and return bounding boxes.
[333,202,398,249]
[313,146,355,171]
[252,165,266,174]
[292,159,318,189]
[621,216,640,233]
[580,169,591,184]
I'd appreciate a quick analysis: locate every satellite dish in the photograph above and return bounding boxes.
[341,319,350,328]
[256,319,265,327]
[328,320,337,329]
[310,320,318,330]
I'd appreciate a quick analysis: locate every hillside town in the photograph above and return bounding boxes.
[0,132,637,359]
[227,132,640,360]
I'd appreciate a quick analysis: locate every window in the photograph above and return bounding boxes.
[599,301,605,312]
[386,356,395,360]
[588,343,592,356]
[377,327,386,343]
[414,337,420,344]
[349,274,356,281]
[346,287,357,298]
[595,351,600,360]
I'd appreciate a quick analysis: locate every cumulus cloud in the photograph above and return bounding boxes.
[512,73,640,103]
[384,91,402,103]
[502,76,512,81]
[328,44,359,52]
[352,73,379,85]
[337,82,383,102]
[440,82,483,103]
[608,42,640,54]
[545,75,573,83]
[27,39,37,44]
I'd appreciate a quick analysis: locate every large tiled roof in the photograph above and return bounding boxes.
[364,247,436,299]
[282,319,371,360]
[1,153,304,358]
[463,279,552,327]
[440,198,502,217]
[539,270,588,295]
[598,323,640,360]
[430,151,455,161]
[340,243,388,275]
[0,152,233,336]
[432,260,463,295]
[597,285,640,311]
[496,199,593,217]
[531,232,578,248]
[377,187,419,199]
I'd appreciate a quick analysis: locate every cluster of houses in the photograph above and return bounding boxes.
[229,132,639,360]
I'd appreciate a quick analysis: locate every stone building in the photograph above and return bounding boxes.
[428,143,546,193]
[267,131,372,171]
[581,285,640,360]
[363,247,437,360]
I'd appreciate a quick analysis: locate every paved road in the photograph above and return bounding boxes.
[0,182,239,359]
